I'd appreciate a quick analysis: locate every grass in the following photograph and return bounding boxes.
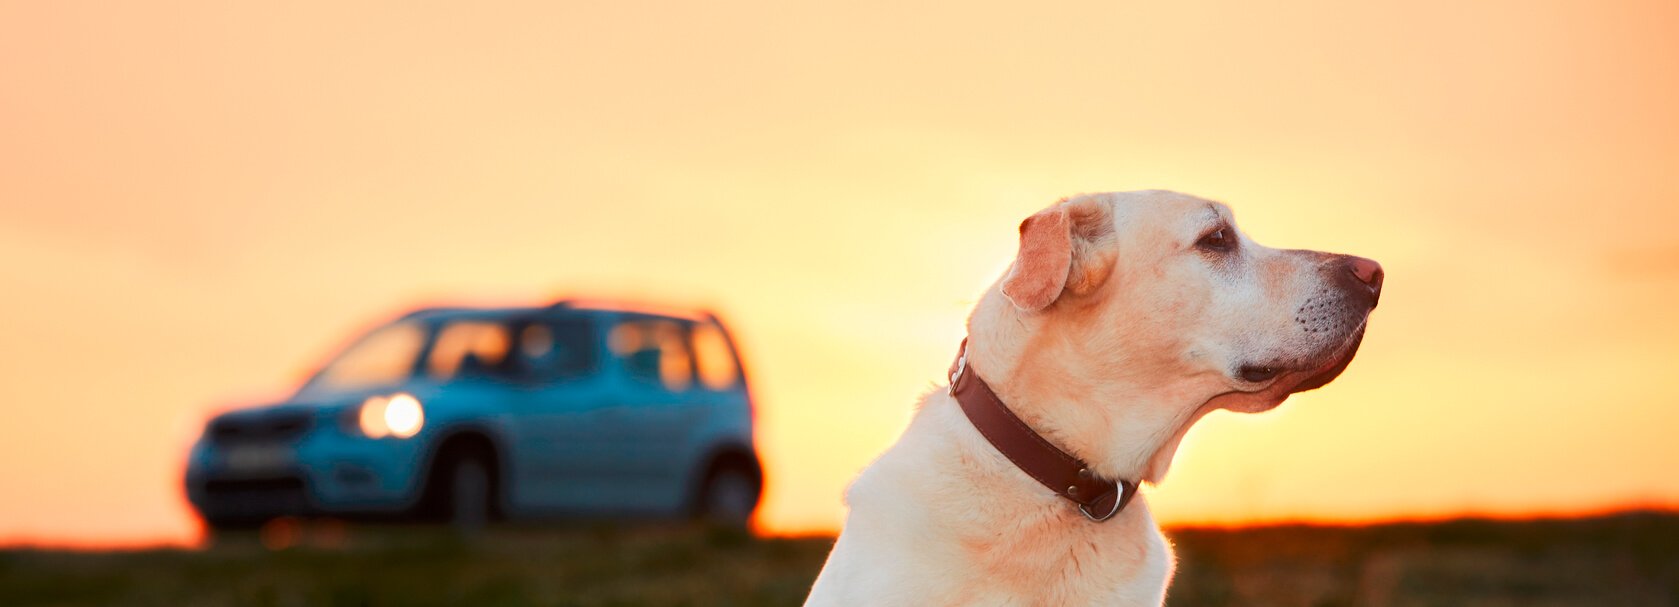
[1168,512,1679,606]
[2,512,1676,606]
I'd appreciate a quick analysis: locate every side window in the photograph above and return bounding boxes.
[427,321,512,381]
[608,318,694,392]
[691,322,741,391]
[512,317,599,381]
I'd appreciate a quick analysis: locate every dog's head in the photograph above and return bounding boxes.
[973,190,1381,478]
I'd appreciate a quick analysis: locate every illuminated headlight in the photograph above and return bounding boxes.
[357,393,425,439]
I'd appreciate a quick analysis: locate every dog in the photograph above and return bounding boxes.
[804,190,1382,606]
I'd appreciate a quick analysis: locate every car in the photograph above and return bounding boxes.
[184,299,763,530]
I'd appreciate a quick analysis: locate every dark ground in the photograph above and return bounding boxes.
[2,512,1675,606]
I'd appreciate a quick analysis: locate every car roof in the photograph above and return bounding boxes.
[398,300,715,324]
[399,306,544,322]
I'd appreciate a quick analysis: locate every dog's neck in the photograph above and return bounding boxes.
[965,288,1214,485]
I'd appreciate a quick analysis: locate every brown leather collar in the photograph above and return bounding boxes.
[949,340,1137,522]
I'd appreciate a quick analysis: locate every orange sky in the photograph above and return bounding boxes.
[3,1,1678,547]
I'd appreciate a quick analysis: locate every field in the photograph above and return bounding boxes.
[2,512,1675,606]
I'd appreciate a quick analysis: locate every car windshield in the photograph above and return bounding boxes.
[295,319,427,400]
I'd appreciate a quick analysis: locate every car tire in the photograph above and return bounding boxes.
[694,464,760,527]
[419,442,496,533]
[445,455,493,531]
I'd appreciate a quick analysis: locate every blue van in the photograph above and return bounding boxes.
[184,300,762,529]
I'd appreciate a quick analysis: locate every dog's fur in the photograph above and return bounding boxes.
[805,190,1381,606]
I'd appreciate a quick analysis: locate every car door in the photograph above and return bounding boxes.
[597,313,704,513]
[428,314,614,515]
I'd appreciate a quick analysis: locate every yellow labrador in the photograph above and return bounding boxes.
[805,190,1382,606]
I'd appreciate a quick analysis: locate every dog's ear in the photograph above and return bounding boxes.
[1000,196,1116,312]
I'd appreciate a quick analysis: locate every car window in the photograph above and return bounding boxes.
[691,322,741,390]
[427,321,512,380]
[512,316,598,381]
[304,320,426,396]
[608,318,694,391]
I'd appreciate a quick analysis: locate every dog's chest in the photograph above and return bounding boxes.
[943,505,1166,605]
[816,396,1172,606]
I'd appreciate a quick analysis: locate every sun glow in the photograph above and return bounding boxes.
[2,0,1678,548]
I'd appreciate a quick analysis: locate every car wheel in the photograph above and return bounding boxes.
[440,455,493,531]
[696,465,759,527]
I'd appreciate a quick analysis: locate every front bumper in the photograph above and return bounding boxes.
[185,430,432,524]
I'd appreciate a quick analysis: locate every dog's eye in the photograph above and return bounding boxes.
[1196,227,1234,253]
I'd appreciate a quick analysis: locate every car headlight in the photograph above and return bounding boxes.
[357,393,425,439]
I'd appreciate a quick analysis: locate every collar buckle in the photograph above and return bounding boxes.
[947,341,968,396]
[1078,480,1126,522]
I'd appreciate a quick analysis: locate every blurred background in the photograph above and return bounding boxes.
[2,0,1677,604]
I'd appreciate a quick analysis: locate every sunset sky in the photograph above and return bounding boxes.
[3,1,1677,547]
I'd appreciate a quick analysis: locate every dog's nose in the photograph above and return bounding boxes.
[1348,256,1383,288]
[1342,256,1383,306]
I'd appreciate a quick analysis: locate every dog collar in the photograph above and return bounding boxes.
[949,339,1137,522]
